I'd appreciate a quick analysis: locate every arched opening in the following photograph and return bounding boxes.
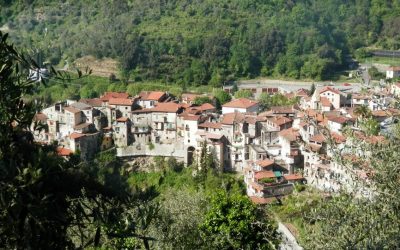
[187,146,195,166]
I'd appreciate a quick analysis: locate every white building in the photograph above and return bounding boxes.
[222,98,259,114]
[386,66,400,79]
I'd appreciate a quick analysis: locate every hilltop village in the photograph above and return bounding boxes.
[33,82,400,203]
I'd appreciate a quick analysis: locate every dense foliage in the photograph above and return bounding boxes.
[1,0,400,85]
[0,31,151,249]
[302,134,400,249]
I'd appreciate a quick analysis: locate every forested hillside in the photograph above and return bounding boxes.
[1,0,399,84]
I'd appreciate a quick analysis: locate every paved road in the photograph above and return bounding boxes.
[230,78,362,93]
[278,222,303,250]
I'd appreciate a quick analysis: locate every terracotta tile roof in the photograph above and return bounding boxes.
[206,133,224,140]
[199,103,216,111]
[267,116,292,126]
[309,134,325,143]
[320,97,332,107]
[181,93,200,102]
[70,132,86,140]
[352,94,370,100]
[244,116,258,125]
[279,128,300,142]
[101,92,129,101]
[250,181,265,191]
[284,174,305,181]
[57,147,73,156]
[308,143,322,152]
[109,98,133,106]
[198,122,222,129]
[116,117,129,122]
[139,91,166,101]
[327,116,348,124]
[270,106,296,114]
[256,159,275,168]
[64,106,81,114]
[151,102,181,113]
[79,98,103,107]
[319,86,342,95]
[255,171,276,179]
[388,66,400,71]
[285,92,295,99]
[183,115,201,121]
[70,102,92,110]
[221,112,244,125]
[222,98,259,109]
[365,135,386,144]
[296,88,309,97]
[331,132,346,143]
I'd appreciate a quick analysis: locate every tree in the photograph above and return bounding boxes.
[193,96,213,105]
[200,191,281,249]
[360,117,380,136]
[354,105,372,119]
[148,189,207,249]
[196,142,216,182]
[0,31,148,249]
[309,83,316,96]
[258,93,298,111]
[213,89,232,108]
[303,130,400,249]
[234,89,253,99]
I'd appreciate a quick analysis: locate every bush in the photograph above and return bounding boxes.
[147,142,155,150]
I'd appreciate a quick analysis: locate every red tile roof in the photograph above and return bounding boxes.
[221,112,245,125]
[308,143,322,152]
[116,117,129,122]
[80,98,103,107]
[70,132,86,140]
[255,171,276,179]
[284,174,305,181]
[222,98,259,109]
[183,115,201,121]
[270,106,296,114]
[57,147,73,156]
[198,122,222,129]
[309,134,325,143]
[320,97,332,107]
[101,92,129,101]
[256,159,275,168]
[267,116,292,126]
[279,128,300,142]
[206,133,224,140]
[199,103,216,111]
[388,66,400,71]
[328,116,348,124]
[139,91,166,101]
[319,86,342,95]
[296,88,309,97]
[181,93,201,102]
[331,132,346,143]
[64,106,81,114]
[109,98,133,106]
[151,102,181,113]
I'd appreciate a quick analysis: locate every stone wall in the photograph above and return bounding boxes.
[117,142,186,160]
